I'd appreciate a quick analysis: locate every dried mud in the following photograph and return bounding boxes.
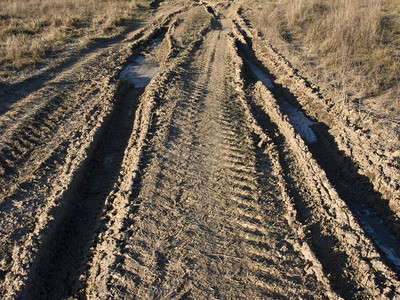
[0,1,399,299]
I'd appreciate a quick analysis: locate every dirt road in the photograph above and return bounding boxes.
[0,1,399,299]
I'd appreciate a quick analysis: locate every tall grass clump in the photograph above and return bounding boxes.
[244,0,400,109]
[0,0,149,78]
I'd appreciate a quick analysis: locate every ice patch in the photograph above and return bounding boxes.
[240,51,317,143]
[120,56,159,88]
[240,45,400,274]
[120,37,163,88]
[150,38,163,55]
[240,53,274,89]
[353,202,400,272]
[279,101,317,143]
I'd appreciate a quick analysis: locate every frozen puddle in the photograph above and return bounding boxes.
[279,101,317,143]
[150,38,163,55]
[240,51,317,143]
[120,56,159,88]
[240,51,400,274]
[349,201,400,273]
[240,52,274,89]
[120,38,162,88]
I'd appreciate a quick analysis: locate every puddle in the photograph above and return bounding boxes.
[120,56,159,88]
[348,201,400,273]
[239,51,317,144]
[279,101,317,143]
[120,38,163,88]
[240,52,274,89]
[150,38,163,55]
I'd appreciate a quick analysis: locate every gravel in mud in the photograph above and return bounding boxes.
[0,1,399,299]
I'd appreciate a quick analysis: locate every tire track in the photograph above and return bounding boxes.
[85,26,329,298]
[0,12,180,297]
[2,2,398,299]
[218,93,324,298]
[233,12,400,241]
[20,84,143,299]
[239,63,400,298]
[229,14,400,298]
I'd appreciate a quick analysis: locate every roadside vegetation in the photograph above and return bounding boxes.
[239,0,400,120]
[0,0,149,78]
[172,6,211,47]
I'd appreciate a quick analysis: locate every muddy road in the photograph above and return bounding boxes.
[0,1,399,299]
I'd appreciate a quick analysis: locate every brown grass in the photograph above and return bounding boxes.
[240,0,400,115]
[0,0,149,78]
[172,7,211,47]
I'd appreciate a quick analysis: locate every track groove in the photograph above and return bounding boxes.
[83,26,329,298]
[20,85,144,299]
[1,2,399,299]
[0,9,182,296]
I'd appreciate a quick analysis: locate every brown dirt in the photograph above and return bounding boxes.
[0,1,399,299]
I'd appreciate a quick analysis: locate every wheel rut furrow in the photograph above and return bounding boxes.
[230,18,400,296]
[0,7,192,297]
[20,86,143,299]
[89,27,330,299]
[0,95,93,198]
[219,95,303,296]
[4,3,398,298]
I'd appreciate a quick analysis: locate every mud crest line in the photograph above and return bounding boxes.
[1,2,399,299]
[225,33,337,298]
[244,76,400,298]
[82,15,214,298]
[20,84,144,299]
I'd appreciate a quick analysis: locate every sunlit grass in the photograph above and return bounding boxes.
[241,0,400,108]
[0,0,149,78]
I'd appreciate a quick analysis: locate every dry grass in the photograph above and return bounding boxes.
[240,0,400,115]
[0,0,149,78]
[172,7,211,47]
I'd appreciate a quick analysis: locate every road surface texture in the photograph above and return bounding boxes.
[0,1,399,299]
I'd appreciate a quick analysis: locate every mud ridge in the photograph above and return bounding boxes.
[2,2,399,298]
[228,21,400,297]
[226,34,337,298]
[17,25,174,298]
[82,20,214,298]
[83,15,336,297]
[20,81,143,298]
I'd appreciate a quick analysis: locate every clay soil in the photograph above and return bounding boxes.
[0,1,399,299]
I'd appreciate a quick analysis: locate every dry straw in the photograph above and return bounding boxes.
[0,0,147,77]
[243,0,400,110]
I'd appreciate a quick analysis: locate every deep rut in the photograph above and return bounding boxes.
[0,7,181,298]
